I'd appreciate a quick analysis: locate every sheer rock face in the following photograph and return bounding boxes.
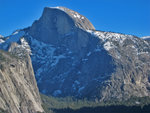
[1,7,150,102]
[0,48,44,113]
[28,7,95,53]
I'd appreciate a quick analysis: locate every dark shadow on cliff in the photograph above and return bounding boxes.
[52,104,150,113]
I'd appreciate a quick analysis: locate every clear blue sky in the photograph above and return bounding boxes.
[0,0,150,37]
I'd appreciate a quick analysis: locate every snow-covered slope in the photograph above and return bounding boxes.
[1,7,150,101]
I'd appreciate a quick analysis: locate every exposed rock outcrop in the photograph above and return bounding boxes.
[28,7,95,53]
[0,48,44,113]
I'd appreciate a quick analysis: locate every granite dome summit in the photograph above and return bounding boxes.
[28,7,95,45]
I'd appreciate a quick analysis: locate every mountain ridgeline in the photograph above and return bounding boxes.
[0,6,150,106]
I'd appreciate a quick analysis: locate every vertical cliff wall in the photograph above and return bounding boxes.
[0,49,44,113]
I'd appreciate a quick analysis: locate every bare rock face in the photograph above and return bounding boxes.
[28,7,95,53]
[0,48,44,113]
[56,7,95,30]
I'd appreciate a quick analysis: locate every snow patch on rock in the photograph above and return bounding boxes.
[87,30,127,43]
[0,39,5,44]
[87,52,91,56]
[104,41,114,51]
[51,55,66,67]
[0,35,4,38]
[20,38,31,54]
[78,86,85,93]
[53,90,62,96]
[74,80,80,85]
